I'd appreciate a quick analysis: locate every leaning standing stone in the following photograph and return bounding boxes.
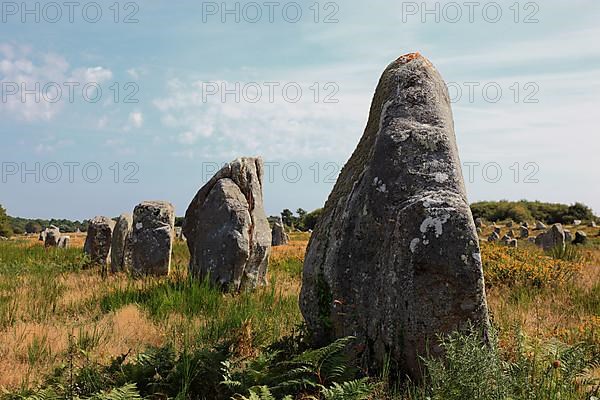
[183,157,271,291]
[111,213,133,273]
[131,201,175,276]
[299,53,489,377]
[84,217,114,266]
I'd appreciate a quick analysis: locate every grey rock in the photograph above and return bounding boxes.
[564,229,572,243]
[299,53,489,377]
[528,237,536,243]
[84,216,114,266]
[519,226,529,239]
[111,213,133,273]
[493,226,501,234]
[475,218,485,228]
[57,236,70,248]
[589,221,597,228]
[573,231,588,245]
[506,221,513,228]
[535,221,547,230]
[506,229,515,238]
[573,220,582,226]
[272,218,290,246]
[38,230,46,242]
[183,157,271,291]
[506,238,518,248]
[476,227,483,235]
[534,223,565,251]
[488,231,500,242]
[522,222,529,228]
[44,225,60,247]
[501,235,512,243]
[131,201,175,277]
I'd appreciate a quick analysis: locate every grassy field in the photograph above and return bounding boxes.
[0,227,599,399]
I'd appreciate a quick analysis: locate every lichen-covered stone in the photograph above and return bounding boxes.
[131,201,175,276]
[534,223,565,251]
[183,157,271,291]
[299,53,489,377]
[84,217,114,266]
[44,225,60,247]
[111,213,133,273]
[271,218,289,246]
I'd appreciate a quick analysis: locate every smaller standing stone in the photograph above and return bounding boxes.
[535,221,547,230]
[132,201,175,277]
[519,226,529,239]
[475,218,485,228]
[271,218,289,246]
[84,216,115,267]
[111,214,133,273]
[44,225,61,248]
[573,220,582,226]
[564,230,573,243]
[589,221,597,228]
[488,231,500,242]
[534,223,565,251]
[57,236,70,248]
[573,231,588,245]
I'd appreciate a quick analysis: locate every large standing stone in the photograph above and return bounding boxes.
[84,217,114,266]
[44,225,60,247]
[519,226,529,239]
[183,158,271,291]
[299,53,489,377]
[111,213,133,273]
[534,223,565,251]
[131,201,175,276]
[271,218,290,246]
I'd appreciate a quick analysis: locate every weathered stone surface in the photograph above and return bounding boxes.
[299,53,489,377]
[519,226,529,239]
[183,158,271,291]
[534,223,565,251]
[535,221,547,230]
[84,217,114,266]
[44,225,60,247]
[131,201,175,276]
[271,218,289,246]
[111,213,133,273]
[573,231,588,245]
[564,229,573,243]
[57,236,70,248]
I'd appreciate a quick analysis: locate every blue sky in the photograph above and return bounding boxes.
[1,0,599,220]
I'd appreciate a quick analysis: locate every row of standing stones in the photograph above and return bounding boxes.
[82,53,498,378]
[480,218,591,249]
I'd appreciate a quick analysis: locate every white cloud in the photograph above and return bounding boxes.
[127,68,140,79]
[128,111,144,128]
[0,43,113,122]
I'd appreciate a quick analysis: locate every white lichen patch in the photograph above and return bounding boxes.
[433,172,449,183]
[373,177,387,193]
[136,223,143,230]
[419,214,450,238]
[410,238,420,253]
[472,252,482,263]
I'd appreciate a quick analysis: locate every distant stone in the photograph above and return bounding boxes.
[528,237,536,243]
[475,218,485,228]
[84,216,115,266]
[535,221,547,230]
[183,157,271,291]
[589,221,597,228]
[299,53,489,377]
[38,230,46,242]
[271,218,289,246]
[0,236,8,241]
[111,213,133,273]
[507,238,518,248]
[564,229,573,243]
[506,221,513,228]
[522,222,529,228]
[573,220,582,226]
[44,225,61,248]
[493,226,501,234]
[57,236,70,248]
[534,223,565,251]
[131,201,175,277]
[488,231,500,242]
[476,227,483,235]
[175,227,183,239]
[519,226,529,239]
[506,229,515,238]
[573,231,588,245]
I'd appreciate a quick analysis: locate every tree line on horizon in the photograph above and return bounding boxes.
[0,200,597,238]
